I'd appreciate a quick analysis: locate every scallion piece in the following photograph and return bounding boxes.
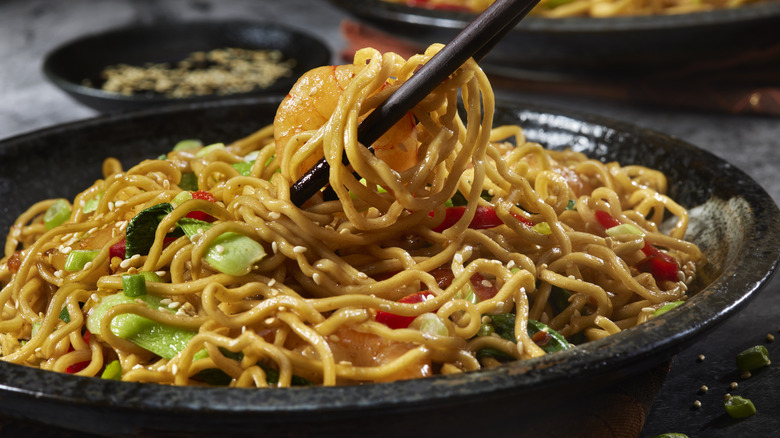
[652,300,685,317]
[43,199,71,230]
[59,307,70,323]
[173,139,203,151]
[605,223,645,237]
[415,313,449,337]
[532,222,552,235]
[179,219,266,276]
[195,142,225,157]
[736,345,771,372]
[122,273,148,297]
[724,395,756,419]
[64,249,100,271]
[170,191,193,208]
[231,161,254,176]
[82,193,103,214]
[101,360,122,380]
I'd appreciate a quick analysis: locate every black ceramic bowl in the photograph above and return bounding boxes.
[42,21,331,113]
[328,0,780,77]
[0,97,778,437]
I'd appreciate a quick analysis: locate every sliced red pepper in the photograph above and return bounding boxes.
[431,205,533,233]
[375,291,435,329]
[65,331,92,374]
[469,272,498,301]
[187,190,217,222]
[594,210,621,231]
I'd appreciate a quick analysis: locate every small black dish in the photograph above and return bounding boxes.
[42,21,331,113]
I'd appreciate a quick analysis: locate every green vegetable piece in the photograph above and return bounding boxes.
[59,307,70,323]
[605,223,645,237]
[43,199,71,230]
[652,300,685,317]
[173,139,203,151]
[724,395,756,419]
[101,360,122,380]
[179,218,266,276]
[477,320,495,337]
[475,347,514,361]
[82,193,103,214]
[86,293,197,360]
[527,319,572,353]
[487,313,571,353]
[652,434,688,438]
[125,203,173,258]
[138,271,163,283]
[565,199,576,210]
[195,142,225,157]
[549,286,571,314]
[231,161,254,177]
[64,249,100,271]
[179,173,199,191]
[170,191,193,208]
[736,345,771,372]
[259,363,312,386]
[122,274,148,297]
[416,313,449,337]
[532,221,552,235]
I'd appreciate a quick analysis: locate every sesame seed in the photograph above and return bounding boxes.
[329,334,340,342]
[697,354,706,362]
[692,400,702,409]
[741,371,752,379]
[167,302,180,309]
[268,212,281,220]
[108,202,115,211]
[171,364,178,375]
[133,364,143,370]
[507,260,516,269]
[481,279,492,287]
[54,270,64,278]
[698,385,708,394]
[293,246,307,254]
[61,246,72,254]
[271,241,278,253]
[214,244,225,254]
[115,200,126,207]
[83,262,93,270]
[155,271,166,276]
[160,299,172,306]
[357,272,368,279]
[91,293,99,301]
[267,278,276,287]
[767,333,775,342]
[730,382,738,390]
[723,393,732,402]
[312,273,321,285]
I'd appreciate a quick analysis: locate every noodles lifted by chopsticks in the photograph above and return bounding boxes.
[0,45,703,387]
[392,0,769,17]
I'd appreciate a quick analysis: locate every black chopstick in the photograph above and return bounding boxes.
[289,0,541,207]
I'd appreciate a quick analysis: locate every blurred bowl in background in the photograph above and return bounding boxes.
[42,20,331,112]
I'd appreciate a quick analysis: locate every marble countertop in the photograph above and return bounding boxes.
[1,0,779,437]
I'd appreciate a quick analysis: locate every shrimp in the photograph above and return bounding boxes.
[273,64,418,179]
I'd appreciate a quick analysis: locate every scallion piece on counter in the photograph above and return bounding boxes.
[724,395,756,419]
[736,345,771,372]
[43,199,71,230]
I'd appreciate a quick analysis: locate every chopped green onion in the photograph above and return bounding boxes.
[195,142,225,157]
[179,219,266,276]
[82,193,103,214]
[138,271,163,283]
[179,173,199,191]
[59,307,71,323]
[532,222,552,235]
[231,161,254,176]
[170,191,193,208]
[736,345,771,372]
[652,300,685,317]
[101,360,122,380]
[605,223,645,237]
[566,199,576,210]
[64,249,100,271]
[724,395,756,419]
[31,321,41,337]
[416,313,449,337]
[43,199,71,230]
[173,139,202,151]
[122,274,147,297]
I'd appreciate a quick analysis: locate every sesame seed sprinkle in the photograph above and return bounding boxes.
[293,246,307,254]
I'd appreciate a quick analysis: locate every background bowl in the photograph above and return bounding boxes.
[0,97,778,437]
[328,0,780,77]
[42,21,331,113]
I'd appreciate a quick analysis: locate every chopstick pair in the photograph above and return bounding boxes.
[289,0,541,207]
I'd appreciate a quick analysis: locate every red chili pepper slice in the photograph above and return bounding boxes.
[594,210,621,231]
[375,291,435,329]
[187,190,217,222]
[65,331,92,374]
[636,252,679,283]
[110,237,179,261]
[431,206,533,232]
[469,272,498,301]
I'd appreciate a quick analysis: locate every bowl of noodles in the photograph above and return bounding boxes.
[1,46,779,436]
[327,0,780,76]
